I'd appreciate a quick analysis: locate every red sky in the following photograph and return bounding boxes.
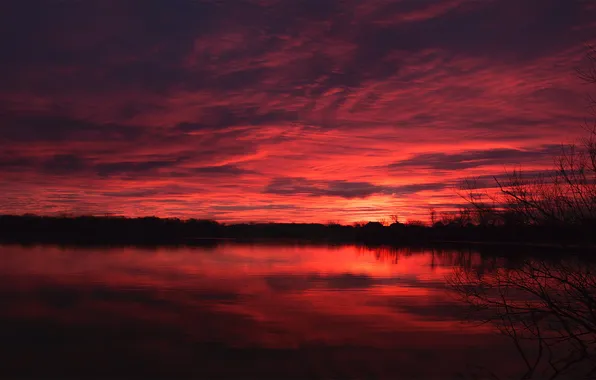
[1,0,595,223]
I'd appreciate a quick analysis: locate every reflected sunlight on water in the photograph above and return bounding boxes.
[0,243,520,379]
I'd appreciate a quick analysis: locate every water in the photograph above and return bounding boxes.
[0,244,552,378]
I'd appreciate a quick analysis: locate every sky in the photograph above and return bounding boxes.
[1,0,595,223]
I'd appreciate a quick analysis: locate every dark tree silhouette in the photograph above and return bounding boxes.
[448,259,596,379]
[459,47,596,229]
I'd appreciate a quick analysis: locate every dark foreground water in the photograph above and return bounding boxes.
[0,244,569,379]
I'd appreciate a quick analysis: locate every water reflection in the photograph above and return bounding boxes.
[0,244,537,378]
[449,259,596,379]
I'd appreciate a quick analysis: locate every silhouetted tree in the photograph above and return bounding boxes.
[429,207,437,225]
[390,214,400,224]
[448,259,596,379]
[460,47,596,229]
[459,178,501,226]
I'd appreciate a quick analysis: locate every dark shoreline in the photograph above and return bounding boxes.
[1,215,595,254]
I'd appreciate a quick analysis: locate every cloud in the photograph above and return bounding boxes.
[0,113,144,142]
[175,108,299,133]
[354,0,592,62]
[95,160,185,177]
[0,156,34,171]
[0,0,594,222]
[192,164,257,176]
[389,145,562,171]
[264,177,446,198]
[265,178,383,198]
[42,154,89,175]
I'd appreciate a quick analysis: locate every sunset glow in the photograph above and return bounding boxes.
[1,0,595,222]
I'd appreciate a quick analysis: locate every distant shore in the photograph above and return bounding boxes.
[0,215,595,251]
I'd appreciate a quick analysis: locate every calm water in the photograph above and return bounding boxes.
[0,244,530,378]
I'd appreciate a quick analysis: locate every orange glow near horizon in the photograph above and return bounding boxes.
[0,1,595,223]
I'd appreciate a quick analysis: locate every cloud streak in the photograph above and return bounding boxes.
[264,177,447,199]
